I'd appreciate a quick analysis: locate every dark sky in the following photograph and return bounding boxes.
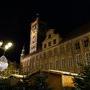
[0,0,90,63]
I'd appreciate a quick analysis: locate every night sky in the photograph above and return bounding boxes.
[0,0,90,63]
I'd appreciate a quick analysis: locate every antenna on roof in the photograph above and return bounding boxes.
[20,45,25,60]
[36,13,40,17]
[36,12,40,20]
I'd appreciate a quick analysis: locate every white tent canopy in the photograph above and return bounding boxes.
[0,55,8,71]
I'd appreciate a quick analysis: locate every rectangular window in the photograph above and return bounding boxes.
[53,39,56,44]
[84,38,89,47]
[44,44,46,48]
[48,41,51,46]
[75,42,80,49]
[48,34,51,38]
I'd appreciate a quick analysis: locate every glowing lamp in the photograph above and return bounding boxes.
[7,42,13,47]
[0,41,3,47]
[4,42,13,51]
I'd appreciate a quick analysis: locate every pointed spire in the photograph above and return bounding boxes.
[20,46,25,58]
[36,13,39,17]
[36,13,40,21]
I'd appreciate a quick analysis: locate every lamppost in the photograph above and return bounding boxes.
[0,41,13,72]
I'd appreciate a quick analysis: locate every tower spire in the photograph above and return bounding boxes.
[36,13,39,22]
[20,46,25,59]
[36,13,39,18]
[29,13,39,54]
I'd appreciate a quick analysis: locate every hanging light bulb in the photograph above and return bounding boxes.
[0,41,3,47]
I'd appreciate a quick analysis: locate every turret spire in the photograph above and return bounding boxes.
[20,46,25,59]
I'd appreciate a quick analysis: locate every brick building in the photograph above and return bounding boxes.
[20,18,90,75]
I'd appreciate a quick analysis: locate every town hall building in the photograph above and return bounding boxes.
[20,17,90,90]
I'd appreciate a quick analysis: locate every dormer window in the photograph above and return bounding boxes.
[48,34,51,38]
[53,39,56,44]
[48,41,51,46]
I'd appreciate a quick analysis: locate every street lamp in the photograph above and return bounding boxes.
[0,41,3,47]
[0,41,13,72]
[4,42,13,51]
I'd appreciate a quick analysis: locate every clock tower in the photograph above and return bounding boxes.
[30,17,39,54]
[29,14,48,54]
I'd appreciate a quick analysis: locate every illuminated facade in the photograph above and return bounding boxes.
[30,18,38,53]
[20,18,90,75]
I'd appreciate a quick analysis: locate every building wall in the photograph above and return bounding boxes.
[26,71,63,90]
[20,29,90,75]
[62,75,75,89]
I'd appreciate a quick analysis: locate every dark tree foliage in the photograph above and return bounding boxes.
[14,72,52,90]
[74,65,90,90]
[32,73,52,90]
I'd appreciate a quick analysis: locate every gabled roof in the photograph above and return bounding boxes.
[60,23,90,42]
